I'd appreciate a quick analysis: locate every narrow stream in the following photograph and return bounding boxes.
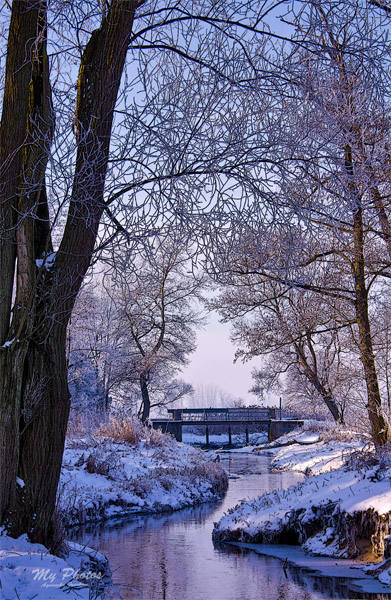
[71,454,391,600]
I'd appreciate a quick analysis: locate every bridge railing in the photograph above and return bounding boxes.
[167,408,277,422]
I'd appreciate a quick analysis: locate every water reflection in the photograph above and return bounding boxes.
[71,454,391,600]
[220,543,391,600]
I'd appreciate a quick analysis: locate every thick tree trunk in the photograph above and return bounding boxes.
[0,0,138,547]
[0,0,51,525]
[6,327,70,546]
[341,140,391,445]
[0,346,27,525]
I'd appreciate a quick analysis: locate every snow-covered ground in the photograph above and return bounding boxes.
[213,422,391,587]
[60,432,227,525]
[1,422,227,600]
[0,533,110,600]
[258,427,372,475]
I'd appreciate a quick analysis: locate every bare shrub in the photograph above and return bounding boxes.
[97,417,144,445]
[68,414,176,450]
[345,447,378,471]
[184,457,229,493]
[149,458,228,495]
[84,444,125,479]
[86,455,110,476]
[301,419,370,444]
[123,476,154,497]
[301,419,339,435]
[377,444,391,469]
[147,427,175,448]
[345,443,391,474]
[66,409,102,440]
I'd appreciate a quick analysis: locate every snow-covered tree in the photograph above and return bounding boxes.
[207,0,391,443]
[0,0,278,545]
[67,287,123,416]
[106,235,204,421]
[210,241,366,424]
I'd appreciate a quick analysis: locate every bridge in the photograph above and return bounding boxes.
[150,407,303,445]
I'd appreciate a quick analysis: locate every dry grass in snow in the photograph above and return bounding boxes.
[59,418,228,527]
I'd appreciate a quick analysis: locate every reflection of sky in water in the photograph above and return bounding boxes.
[71,455,391,600]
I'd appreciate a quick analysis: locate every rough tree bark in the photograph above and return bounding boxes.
[352,204,390,444]
[0,0,137,547]
[0,0,54,541]
[345,142,391,445]
[294,339,344,424]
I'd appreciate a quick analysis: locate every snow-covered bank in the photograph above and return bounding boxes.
[0,533,110,600]
[255,425,371,476]
[1,420,227,600]
[213,463,391,558]
[60,423,228,526]
[213,423,391,585]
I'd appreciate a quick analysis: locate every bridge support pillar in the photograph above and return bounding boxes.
[245,427,249,445]
[206,426,209,447]
[228,426,232,445]
[269,420,304,441]
[151,421,182,442]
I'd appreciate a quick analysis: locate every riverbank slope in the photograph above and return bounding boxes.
[60,419,227,526]
[1,419,227,600]
[213,422,391,586]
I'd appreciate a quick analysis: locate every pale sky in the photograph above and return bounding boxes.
[182,311,260,404]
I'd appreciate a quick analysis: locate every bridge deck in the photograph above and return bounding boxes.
[151,415,303,443]
[167,407,277,422]
[151,407,302,444]
[170,419,271,426]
